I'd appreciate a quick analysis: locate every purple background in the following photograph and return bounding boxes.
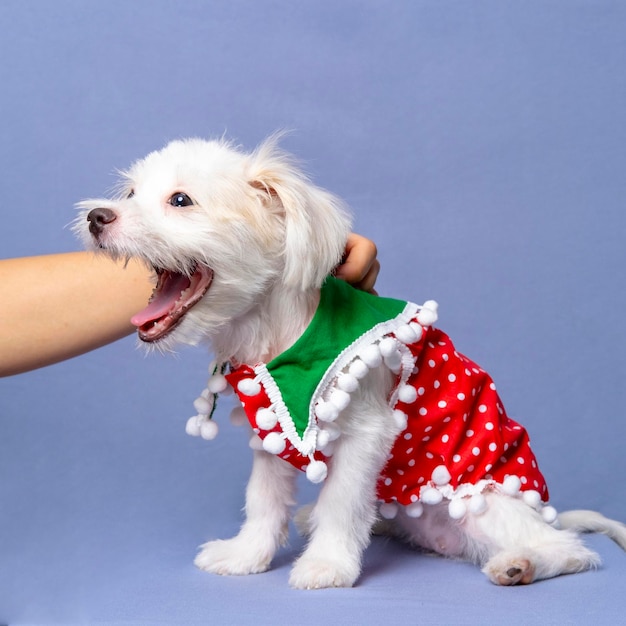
[1,1,625,623]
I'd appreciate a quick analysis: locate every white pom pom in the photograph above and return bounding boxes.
[200,419,219,440]
[417,301,439,326]
[321,422,341,442]
[360,344,382,368]
[207,374,228,394]
[337,373,359,393]
[379,337,398,357]
[541,505,558,524]
[229,406,247,427]
[502,475,522,496]
[255,408,278,431]
[448,499,467,520]
[409,322,423,341]
[383,351,402,373]
[379,502,398,520]
[395,323,419,345]
[431,465,452,486]
[405,501,424,518]
[316,429,331,450]
[522,490,542,510]
[306,460,328,484]
[237,378,261,397]
[249,434,264,451]
[393,409,408,430]
[262,432,286,455]
[398,384,418,404]
[193,396,212,415]
[329,389,351,411]
[421,487,443,505]
[469,493,488,515]
[315,400,339,423]
[349,358,369,379]
[185,416,202,437]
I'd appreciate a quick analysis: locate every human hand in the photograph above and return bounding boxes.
[334,233,380,294]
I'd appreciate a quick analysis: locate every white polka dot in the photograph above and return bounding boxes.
[465,369,472,376]
[384,477,393,486]
[408,459,416,467]
[428,359,436,368]
[417,387,425,396]
[443,416,451,423]
[521,476,528,484]
[478,405,487,413]
[488,442,497,452]
[472,447,480,456]
[406,447,413,454]
[466,429,474,437]
[448,373,456,382]
[419,407,428,416]
[517,456,525,464]
[467,464,475,472]
[404,432,412,440]
[485,464,492,472]
[424,425,433,433]
[425,452,434,459]
[434,380,440,389]
[442,434,449,443]
[438,400,447,409]
[457,392,466,401]
[452,454,461,463]
[422,436,430,442]
[442,354,449,362]
[485,422,494,431]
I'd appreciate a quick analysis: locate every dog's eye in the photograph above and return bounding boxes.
[169,192,194,208]
[126,189,135,199]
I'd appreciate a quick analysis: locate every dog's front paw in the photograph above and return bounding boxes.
[194,537,273,576]
[289,555,360,589]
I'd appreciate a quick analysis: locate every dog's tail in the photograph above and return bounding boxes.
[558,510,626,550]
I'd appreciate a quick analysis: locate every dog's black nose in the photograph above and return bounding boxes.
[87,207,117,236]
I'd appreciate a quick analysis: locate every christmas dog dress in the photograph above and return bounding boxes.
[187,277,554,522]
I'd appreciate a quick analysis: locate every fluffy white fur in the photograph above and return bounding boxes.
[76,136,626,589]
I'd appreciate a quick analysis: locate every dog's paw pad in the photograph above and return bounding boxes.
[484,556,535,586]
[289,557,358,589]
[194,539,272,576]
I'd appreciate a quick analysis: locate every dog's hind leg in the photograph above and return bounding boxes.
[463,494,601,585]
[195,450,297,576]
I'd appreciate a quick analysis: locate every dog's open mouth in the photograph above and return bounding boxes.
[130,264,214,342]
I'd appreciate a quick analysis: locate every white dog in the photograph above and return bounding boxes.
[76,136,626,589]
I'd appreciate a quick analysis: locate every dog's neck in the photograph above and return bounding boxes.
[212,285,321,366]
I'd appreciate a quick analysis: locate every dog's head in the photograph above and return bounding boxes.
[75,137,352,350]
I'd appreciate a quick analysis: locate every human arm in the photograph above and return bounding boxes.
[0,252,153,376]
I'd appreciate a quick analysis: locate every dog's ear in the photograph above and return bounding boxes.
[247,137,352,291]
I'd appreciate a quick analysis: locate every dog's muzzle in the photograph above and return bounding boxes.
[87,207,117,236]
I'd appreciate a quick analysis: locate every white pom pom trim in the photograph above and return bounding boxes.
[262,432,286,455]
[360,344,382,368]
[207,374,228,394]
[405,502,424,518]
[329,389,351,411]
[397,384,418,404]
[193,396,212,415]
[337,373,359,393]
[306,460,328,484]
[200,419,219,441]
[379,502,398,520]
[349,358,369,379]
[185,416,202,437]
[255,408,278,431]
[448,499,467,520]
[237,378,261,397]
[315,400,339,422]
[431,465,452,486]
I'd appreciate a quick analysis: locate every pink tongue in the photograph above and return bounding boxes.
[130,273,191,327]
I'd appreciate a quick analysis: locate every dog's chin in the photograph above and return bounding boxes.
[131,263,214,343]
